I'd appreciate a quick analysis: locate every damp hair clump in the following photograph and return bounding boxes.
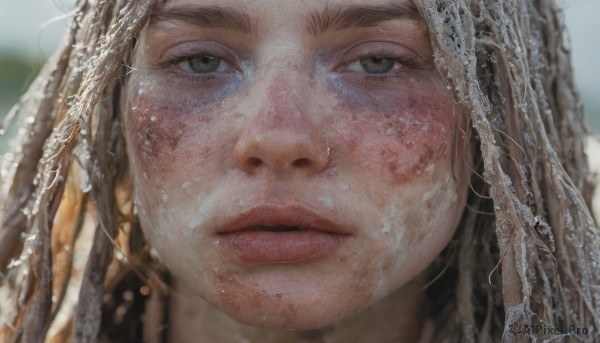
[0,0,599,342]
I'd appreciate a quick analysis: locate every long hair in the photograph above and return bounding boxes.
[0,0,598,342]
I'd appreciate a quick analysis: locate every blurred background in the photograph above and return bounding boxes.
[0,1,599,153]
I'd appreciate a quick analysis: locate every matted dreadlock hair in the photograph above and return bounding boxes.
[0,0,598,342]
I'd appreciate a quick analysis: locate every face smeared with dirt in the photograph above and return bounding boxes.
[123,0,470,331]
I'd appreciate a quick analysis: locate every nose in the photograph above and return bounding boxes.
[232,80,329,176]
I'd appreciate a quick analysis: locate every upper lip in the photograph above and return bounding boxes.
[216,204,351,235]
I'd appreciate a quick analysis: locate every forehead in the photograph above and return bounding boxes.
[151,0,424,36]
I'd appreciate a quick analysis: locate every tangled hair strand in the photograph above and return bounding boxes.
[416,0,599,341]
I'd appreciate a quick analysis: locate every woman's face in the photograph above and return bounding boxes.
[124,0,469,330]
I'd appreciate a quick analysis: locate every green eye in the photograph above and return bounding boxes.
[358,56,395,74]
[185,56,223,73]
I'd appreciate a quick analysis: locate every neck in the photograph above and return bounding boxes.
[167,274,433,343]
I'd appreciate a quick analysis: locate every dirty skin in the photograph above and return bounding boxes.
[123,12,469,340]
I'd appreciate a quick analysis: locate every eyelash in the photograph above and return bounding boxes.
[339,54,422,78]
[153,46,238,84]
[154,47,423,86]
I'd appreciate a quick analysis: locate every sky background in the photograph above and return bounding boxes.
[0,0,599,130]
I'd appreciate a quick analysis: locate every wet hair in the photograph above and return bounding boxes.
[1,0,598,341]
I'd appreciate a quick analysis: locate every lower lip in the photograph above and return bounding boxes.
[217,231,348,263]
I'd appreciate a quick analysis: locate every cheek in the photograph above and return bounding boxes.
[123,90,226,233]
[330,93,453,185]
[369,177,465,300]
[320,83,464,298]
[127,93,188,172]
[125,90,219,183]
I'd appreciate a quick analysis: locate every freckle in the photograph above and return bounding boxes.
[199,147,212,160]
[427,198,434,210]
[286,303,298,320]
[346,125,363,152]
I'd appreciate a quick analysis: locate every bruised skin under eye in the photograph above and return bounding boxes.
[125,71,241,176]
[346,97,449,185]
[325,75,453,185]
[126,70,453,189]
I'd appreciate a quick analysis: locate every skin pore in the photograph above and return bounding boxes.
[123,0,471,342]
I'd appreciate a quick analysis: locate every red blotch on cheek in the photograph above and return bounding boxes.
[332,95,452,184]
[380,106,449,184]
[380,139,448,184]
[126,94,190,173]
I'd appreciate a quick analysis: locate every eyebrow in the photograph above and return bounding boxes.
[149,5,256,34]
[306,3,424,36]
[148,3,422,36]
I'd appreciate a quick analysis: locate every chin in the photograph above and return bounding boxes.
[224,307,342,330]
[213,290,363,330]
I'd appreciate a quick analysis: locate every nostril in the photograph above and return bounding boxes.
[247,157,262,168]
[292,158,311,168]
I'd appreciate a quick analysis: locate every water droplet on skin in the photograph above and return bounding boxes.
[181,181,192,194]
[161,191,169,204]
[150,115,157,122]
